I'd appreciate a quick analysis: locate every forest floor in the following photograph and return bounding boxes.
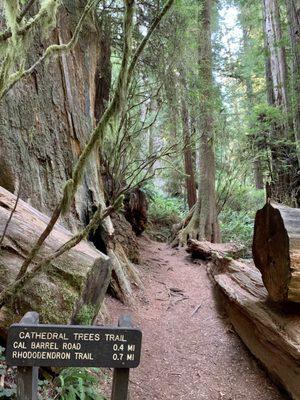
[99,236,288,400]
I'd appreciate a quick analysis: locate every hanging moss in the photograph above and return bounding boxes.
[39,0,61,35]
[3,1,20,41]
[0,0,61,97]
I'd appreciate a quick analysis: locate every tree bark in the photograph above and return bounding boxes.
[262,0,299,204]
[186,239,245,260]
[196,0,220,242]
[163,66,183,197]
[95,10,112,124]
[263,0,290,113]
[285,0,300,163]
[252,201,300,302]
[210,258,300,400]
[0,0,105,231]
[179,69,197,209]
[178,0,220,244]
[241,23,265,189]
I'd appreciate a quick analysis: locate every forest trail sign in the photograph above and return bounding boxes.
[6,324,142,368]
[6,312,142,400]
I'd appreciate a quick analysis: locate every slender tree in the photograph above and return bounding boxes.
[179,67,197,209]
[179,0,220,244]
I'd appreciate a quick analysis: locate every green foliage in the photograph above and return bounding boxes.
[146,185,187,240]
[219,186,265,254]
[220,210,254,249]
[0,387,16,399]
[0,346,17,399]
[0,347,106,400]
[148,192,185,225]
[249,103,284,133]
[57,368,106,400]
[0,346,4,361]
[75,304,96,325]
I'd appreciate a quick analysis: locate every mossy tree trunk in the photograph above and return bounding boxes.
[0,0,104,232]
[0,0,138,309]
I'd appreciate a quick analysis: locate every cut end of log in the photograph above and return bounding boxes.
[253,202,300,303]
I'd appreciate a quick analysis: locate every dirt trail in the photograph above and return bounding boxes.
[103,237,287,400]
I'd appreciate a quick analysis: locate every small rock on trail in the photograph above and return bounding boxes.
[101,237,288,400]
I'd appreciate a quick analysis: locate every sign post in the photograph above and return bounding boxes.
[16,312,39,400]
[111,315,133,400]
[6,312,142,400]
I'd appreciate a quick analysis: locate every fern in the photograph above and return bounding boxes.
[57,368,106,400]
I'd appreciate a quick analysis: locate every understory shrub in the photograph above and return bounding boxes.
[145,186,187,241]
[57,367,106,400]
[219,186,265,255]
[0,346,16,399]
[0,345,107,400]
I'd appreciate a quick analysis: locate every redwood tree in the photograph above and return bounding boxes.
[262,0,299,204]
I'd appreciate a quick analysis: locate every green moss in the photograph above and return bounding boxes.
[75,304,96,325]
[0,264,11,287]
[39,277,78,324]
[50,262,85,293]
[3,1,20,39]
[15,272,78,325]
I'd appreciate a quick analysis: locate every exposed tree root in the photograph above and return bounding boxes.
[170,204,196,247]
[108,249,132,303]
[107,240,142,304]
[114,242,143,287]
[178,225,199,247]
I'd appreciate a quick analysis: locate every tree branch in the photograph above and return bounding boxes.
[128,0,175,83]
[0,0,57,43]
[0,181,22,246]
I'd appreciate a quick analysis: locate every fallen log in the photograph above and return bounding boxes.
[253,202,300,303]
[0,186,111,338]
[209,258,300,400]
[186,239,245,260]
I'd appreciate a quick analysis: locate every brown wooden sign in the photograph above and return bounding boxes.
[6,324,142,368]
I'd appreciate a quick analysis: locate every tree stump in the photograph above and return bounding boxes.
[252,202,300,303]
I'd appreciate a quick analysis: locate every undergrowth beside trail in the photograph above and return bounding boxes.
[0,346,109,400]
[145,187,187,241]
[219,186,265,255]
[145,184,265,254]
